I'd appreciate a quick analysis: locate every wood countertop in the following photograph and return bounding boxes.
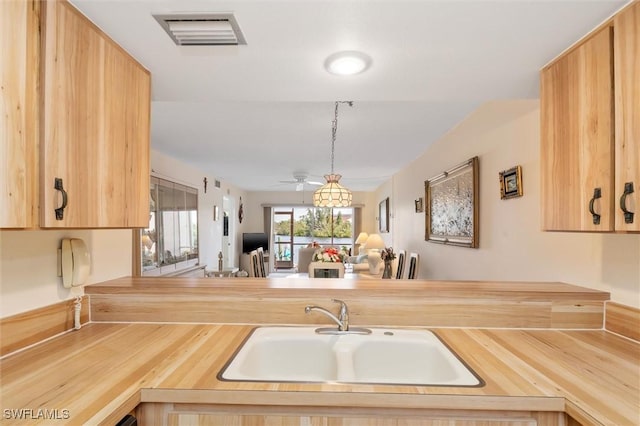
[86,278,609,329]
[1,323,637,425]
[86,277,610,300]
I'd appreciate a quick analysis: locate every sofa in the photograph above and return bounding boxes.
[299,246,375,274]
[297,246,319,273]
[345,253,370,272]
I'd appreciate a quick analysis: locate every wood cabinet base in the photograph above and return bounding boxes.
[137,403,566,426]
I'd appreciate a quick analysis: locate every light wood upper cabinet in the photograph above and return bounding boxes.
[541,1,639,233]
[1,0,150,229]
[614,2,640,232]
[540,27,614,232]
[0,0,40,228]
[40,0,150,228]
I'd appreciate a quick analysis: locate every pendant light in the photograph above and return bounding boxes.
[313,101,353,207]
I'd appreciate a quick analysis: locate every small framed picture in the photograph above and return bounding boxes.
[499,165,523,199]
[415,197,423,213]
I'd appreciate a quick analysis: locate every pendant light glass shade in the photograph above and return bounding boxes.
[313,174,353,207]
[313,101,354,207]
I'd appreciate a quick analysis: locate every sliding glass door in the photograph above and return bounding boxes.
[272,207,354,269]
[273,211,293,269]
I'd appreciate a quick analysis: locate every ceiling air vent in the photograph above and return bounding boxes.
[154,13,246,46]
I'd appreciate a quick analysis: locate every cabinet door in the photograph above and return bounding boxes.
[168,414,540,426]
[41,0,150,228]
[540,27,614,231]
[0,0,39,228]
[614,2,640,232]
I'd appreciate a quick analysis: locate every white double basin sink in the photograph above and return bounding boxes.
[219,327,483,387]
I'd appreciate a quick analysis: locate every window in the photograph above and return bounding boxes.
[273,207,354,268]
[138,176,198,276]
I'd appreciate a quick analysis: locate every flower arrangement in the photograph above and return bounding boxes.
[313,247,346,263]
[380,247,396,262]
[380,247,396,279]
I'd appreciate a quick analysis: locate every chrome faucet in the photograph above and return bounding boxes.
[304,299,371,334]
[305,298,350,331]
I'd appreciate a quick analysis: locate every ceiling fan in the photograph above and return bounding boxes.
[279,173,323,191]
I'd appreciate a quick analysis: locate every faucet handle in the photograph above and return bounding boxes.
[331,299,349,328]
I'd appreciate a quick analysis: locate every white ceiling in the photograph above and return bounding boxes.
[71,0,626,192]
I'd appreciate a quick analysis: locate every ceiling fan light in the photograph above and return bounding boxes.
[324,51,371,76]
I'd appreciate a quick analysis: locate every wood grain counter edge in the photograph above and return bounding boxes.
[3,324,636,426]
[140,389,566,412]
[85,277,611,300]
[86,279,609,330]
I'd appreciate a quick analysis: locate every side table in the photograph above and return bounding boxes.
[308,262,345,278]
[206,267,239,278]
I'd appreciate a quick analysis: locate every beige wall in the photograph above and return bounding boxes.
[378,100,640,308]
[3,102,638,317]
[149,150,247,270]
[0,229,132,317]
[372,179,393,248]
[243,191,378,234]
[243,191,379,270]
[0,150,247,318]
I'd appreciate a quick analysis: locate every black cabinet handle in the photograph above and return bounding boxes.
[620,182,635,224]
[589,187,601,225]
[54,178,68,220]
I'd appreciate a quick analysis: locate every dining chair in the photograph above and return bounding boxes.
[407,252,419,279]
[249,250,261,277]
[257,247,267,277]
[394,250,406,279]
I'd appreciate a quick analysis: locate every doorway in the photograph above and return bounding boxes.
[222,195,236,268]
[273,210,294,270]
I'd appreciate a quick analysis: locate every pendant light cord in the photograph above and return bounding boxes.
[331,101,353,174]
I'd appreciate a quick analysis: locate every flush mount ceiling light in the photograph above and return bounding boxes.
[313,101,354,208]
[324,51,371,76]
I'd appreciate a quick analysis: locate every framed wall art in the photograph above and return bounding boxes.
[379,197,389,233]
[425,156,479,248]
[499,165,523,199]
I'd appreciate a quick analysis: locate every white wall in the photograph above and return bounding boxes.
[379,100,640,308]
[0,149,247,318]
[0,229,132,317]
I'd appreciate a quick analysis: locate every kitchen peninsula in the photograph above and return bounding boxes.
[1,278,637,425]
